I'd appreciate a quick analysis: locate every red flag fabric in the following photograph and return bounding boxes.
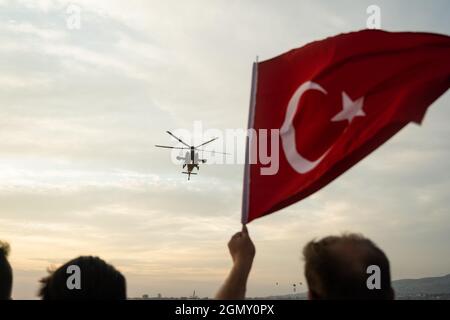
[242,30,450,224]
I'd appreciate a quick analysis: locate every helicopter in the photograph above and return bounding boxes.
[155,131,229,180]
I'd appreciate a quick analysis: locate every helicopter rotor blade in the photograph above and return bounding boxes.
[195,149,231,155]
[155,145,187,150]
[166,131,191,148]
[195,137,218,148]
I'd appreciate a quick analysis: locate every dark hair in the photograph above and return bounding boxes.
[303,233,393,300]
[39,256,126,300]
[0,241,13,300]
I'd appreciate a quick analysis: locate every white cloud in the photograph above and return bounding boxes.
[3,20,66,39]
[0,0,449,299]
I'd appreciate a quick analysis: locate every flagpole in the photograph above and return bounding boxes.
[241,56,259,225]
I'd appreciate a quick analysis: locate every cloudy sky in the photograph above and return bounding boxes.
[0,0,449,299]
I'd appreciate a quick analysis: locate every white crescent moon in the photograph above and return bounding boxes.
[280,81,329,174]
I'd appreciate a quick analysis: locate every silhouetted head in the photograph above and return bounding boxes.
[303,233,393,300]
[0,241,13,300]
[39,256,126,300]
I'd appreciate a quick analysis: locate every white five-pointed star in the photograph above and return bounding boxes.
[331,92,366,124]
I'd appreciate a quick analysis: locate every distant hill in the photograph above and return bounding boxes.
[252,274,450,300]
[249,292,308,300]
[393,274,450,297]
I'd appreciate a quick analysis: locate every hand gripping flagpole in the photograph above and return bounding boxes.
[241,56,259,225]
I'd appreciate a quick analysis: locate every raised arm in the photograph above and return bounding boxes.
[215,225,255,300]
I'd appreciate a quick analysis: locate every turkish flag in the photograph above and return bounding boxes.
[242,30,450,223]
